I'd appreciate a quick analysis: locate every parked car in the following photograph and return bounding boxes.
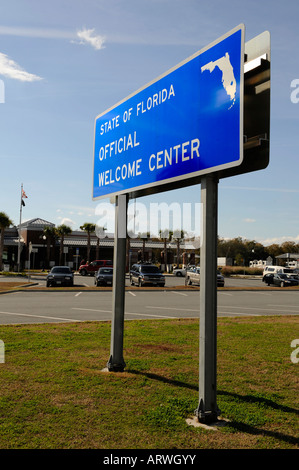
[130,263,165,287]
[186,265,196,274]
[172,267,186,277]
[46,266,74,287]
[264,273,299,287]
[186,267,225,287]
[79,259,113,276]
[172,265,196,277]
[186,267,200,285]
[94,267,113,286]
[217,271,225,287]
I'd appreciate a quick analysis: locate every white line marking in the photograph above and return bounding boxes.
[218,311,261,316]
[146,306,198,312]
[75,292,82,297]
[127,291,136,296]
[247,291,272,296]
[72,307,176,319]
[125,312,176,319]
[72,308,111,313]
[219,305,299,314]
[0,310,81,322]
[171,291,188,296]
[268,304,299,308]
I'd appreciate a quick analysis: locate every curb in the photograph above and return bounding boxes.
[0,283,39,295]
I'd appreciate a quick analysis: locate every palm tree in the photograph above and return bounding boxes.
[95,225,107,259]
[0,212,13,271]
[173,229,185,267]
[159,229,173,271]
[42,226,57,269]
[138,231,150,262]
[80,223,96,263]
[56,224,72,265]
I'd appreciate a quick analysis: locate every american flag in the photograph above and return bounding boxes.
[22,188,28,206]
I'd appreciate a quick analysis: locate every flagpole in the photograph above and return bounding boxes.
[17,183,23,273]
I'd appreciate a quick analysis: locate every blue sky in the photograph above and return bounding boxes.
[0,0,298,246]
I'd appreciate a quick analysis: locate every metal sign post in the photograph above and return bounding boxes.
[107,194,127,372]
[196,176,220,423]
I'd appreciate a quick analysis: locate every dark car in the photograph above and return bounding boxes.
[272,273,299,287]
[94,267,113,286]
[46,266,74,287]
[217,271,225,287]
[130,263,165,287]
[264,272,299,287]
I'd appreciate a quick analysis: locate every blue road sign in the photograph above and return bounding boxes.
[92,24,244,200]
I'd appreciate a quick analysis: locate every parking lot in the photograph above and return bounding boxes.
[0,274,299,324]
[29,272,264,289]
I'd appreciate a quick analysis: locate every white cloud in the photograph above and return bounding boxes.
[74,28,105,50]
[243,218,256,223]
[0,25,74,40]
[0,52,42,82]
[57,217,75,227]
[259,235,299,246]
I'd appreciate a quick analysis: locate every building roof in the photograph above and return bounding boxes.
[276,253,299,259]
[19,218,55,229]
[62,235,198,249]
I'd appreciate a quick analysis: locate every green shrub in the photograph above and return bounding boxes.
[221,266,263,277]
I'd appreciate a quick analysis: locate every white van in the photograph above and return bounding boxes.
[263,266,294,275]
[262,266,296,282]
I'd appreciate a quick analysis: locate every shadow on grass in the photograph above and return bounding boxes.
[128,369,198,391]
[218,390,299,416]
[222,420,299,446]
[128,369,299,446]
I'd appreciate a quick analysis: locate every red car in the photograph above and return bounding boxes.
[79,260,113,276]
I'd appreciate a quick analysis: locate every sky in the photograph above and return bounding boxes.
[0,0,298,246]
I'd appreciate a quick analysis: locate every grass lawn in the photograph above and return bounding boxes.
[0,316,298,449]
[0,282,30,292]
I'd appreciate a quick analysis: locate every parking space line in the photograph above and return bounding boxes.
[268,304,299,308]
[247,291,272,296]
[170,291,188,296]
[75,292,82,297]
[125,312,176,319]
[72,307,175,319]
[219,305,299,314]
[146,306,198,312]
[0,310,81,322]
[72,307,111,313]
[127,291,136,296]
[219,311,261,316]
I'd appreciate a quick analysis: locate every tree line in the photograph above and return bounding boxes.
[217,237,299,266]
